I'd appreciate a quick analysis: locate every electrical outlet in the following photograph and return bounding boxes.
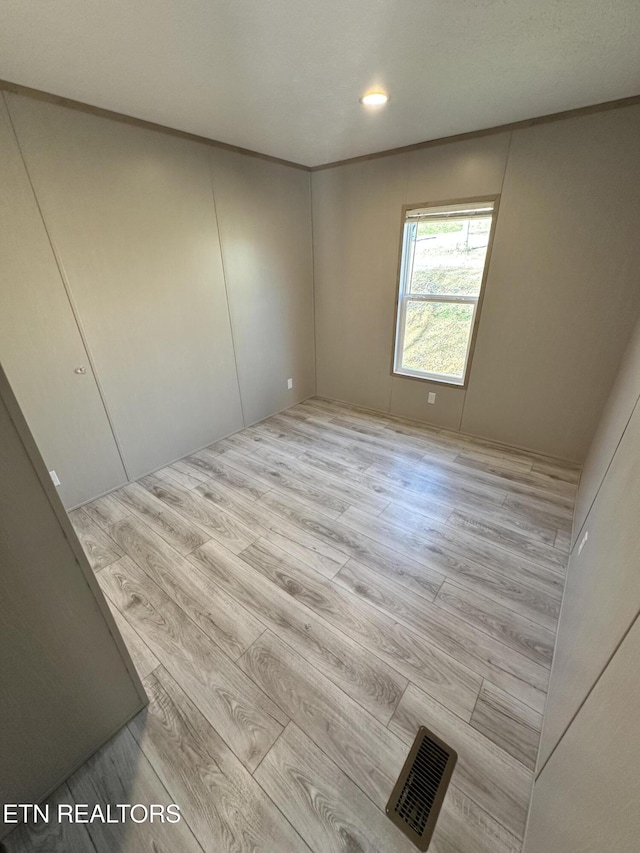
[287,378,293,390]
[427,392,436,404]
[578,530,588,555]
[49,470,61,487]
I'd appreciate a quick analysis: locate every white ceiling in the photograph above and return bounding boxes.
[0,0,639,167]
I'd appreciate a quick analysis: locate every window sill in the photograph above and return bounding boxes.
[392,369,467,389]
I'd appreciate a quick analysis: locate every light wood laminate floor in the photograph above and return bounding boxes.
[5,398,578,853]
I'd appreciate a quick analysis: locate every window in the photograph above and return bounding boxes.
[393,198,496,386]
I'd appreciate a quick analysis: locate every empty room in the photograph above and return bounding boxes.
[1,2,639,851]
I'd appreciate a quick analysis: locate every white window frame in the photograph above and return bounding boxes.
[392,198,498,388]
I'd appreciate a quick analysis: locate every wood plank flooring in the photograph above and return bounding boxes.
[4,397,578,853]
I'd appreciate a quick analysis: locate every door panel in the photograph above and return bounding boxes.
[6,93,244,482]
[0,95,126,507]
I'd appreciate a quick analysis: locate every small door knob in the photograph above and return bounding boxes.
[74,366,86,375]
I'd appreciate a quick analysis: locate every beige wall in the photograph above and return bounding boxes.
[536,313,640,765]
[3,91,640,508]
[572,317,640,545]
[312,134,509,425]
[0,92,315,507]
[210,148,316,425]
[0,364,145,837]
[524,313,640,849]
[537,383,640,766]
[312,105,640,461]
[524,611,640,853]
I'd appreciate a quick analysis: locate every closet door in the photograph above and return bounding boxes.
[6,94,244,481]
[0,95,126,508]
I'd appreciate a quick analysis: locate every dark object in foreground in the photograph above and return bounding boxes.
[386,725,458,850]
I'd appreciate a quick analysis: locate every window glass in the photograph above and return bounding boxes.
[407,217,492,297]
[393,200,495,385]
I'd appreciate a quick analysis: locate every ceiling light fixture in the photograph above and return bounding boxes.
[360,92,388,106]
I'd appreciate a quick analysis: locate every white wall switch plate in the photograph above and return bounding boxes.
[287,378,293,390]
[427,392,436,404]
[49,470,61,487]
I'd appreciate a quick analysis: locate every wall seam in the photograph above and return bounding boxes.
[458,130,514,433]
[309,169,318,397]
[206,152,247,426]
[2,92,131,480]
[571,392,640,549]
[536,606,640,781]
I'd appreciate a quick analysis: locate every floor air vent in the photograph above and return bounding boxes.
[386,726,457,850]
